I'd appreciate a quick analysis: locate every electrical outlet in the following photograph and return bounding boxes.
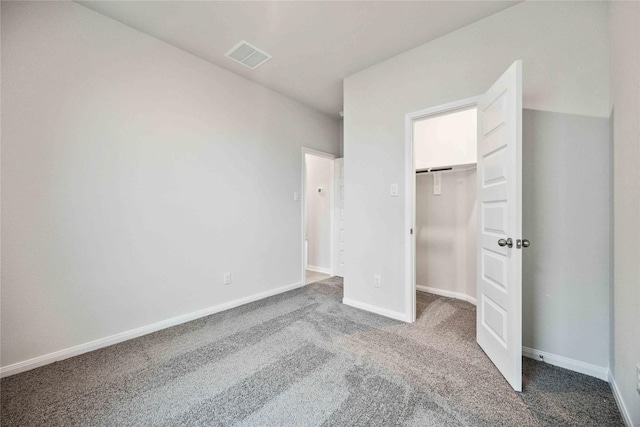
[636,364,640,395]
[223,272,231,285]
[374,275,381,288]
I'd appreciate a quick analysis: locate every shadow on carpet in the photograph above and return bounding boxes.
[1,277,623,426]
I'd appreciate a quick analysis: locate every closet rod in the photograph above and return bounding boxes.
[416,167,452,174]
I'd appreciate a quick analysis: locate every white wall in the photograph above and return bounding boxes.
[0,1,339,369]
[414,109,477,170]
[609,1,640,424]
[305,154,333,272]
[522,109,610,369]
[343,1,609,365]
[415,169,476,299]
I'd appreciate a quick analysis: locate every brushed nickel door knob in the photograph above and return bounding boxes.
[498,238,513,248]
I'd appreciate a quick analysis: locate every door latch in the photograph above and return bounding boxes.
[514,239,531,249]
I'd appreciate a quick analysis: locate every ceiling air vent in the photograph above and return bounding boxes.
[225,41,271,70]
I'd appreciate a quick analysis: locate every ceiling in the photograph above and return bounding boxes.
[77,1,520,118]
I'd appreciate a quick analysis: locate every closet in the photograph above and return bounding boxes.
[414,107,478,304]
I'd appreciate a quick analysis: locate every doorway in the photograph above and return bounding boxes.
[405,96,480,320]
[302,148,335,285]
[413,105,479,313]
[404,58,524,392]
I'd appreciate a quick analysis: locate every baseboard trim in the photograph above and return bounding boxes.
[0,281,304,378]
[608,370,634,427]
[416,285,477,306]
[306,265,332,275]
[522,346,609,381]
[342,298,410,323]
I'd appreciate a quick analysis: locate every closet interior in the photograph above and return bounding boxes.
[414,106,478,306]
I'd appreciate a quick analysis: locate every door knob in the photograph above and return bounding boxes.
[522,239,530,248]
[498,238,513,248]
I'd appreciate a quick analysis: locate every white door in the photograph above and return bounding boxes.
[334,158,345,277]
[476,60,523,391]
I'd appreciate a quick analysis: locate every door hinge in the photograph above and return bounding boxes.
[410,228,413,235]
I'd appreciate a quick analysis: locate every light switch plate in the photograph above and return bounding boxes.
[390,184,398,197]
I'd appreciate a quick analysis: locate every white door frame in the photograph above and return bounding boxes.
[404,96,480,322]
[334,158,345,277]
[301,147,336,285]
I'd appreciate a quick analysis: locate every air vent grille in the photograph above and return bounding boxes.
[225,41,271,69]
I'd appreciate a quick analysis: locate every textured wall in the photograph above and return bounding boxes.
[415,169,476,299]
[609,1,640,423]
[522,109,610,369]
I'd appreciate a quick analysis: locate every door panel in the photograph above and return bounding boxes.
[483,203,508,234]
[482,249,508,291]
[477,60,523,391]
[334,158,345,277]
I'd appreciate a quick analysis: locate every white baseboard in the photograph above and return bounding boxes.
[416,285,477,306]
[342,298,410,323]
[608,370,634,427]
[0,281,304,378]
[522,346,609,381]
[306,265,332,275]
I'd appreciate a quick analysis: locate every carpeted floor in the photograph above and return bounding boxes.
[1,277,623,426]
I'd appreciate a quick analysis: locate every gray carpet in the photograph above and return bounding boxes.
[1,277,623,426]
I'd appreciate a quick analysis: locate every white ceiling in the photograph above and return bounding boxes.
[77,1,520,117]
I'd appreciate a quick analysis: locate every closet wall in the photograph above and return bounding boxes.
[415,169,477,301]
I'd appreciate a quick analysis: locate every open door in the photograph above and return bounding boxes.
[476,60,523,391]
